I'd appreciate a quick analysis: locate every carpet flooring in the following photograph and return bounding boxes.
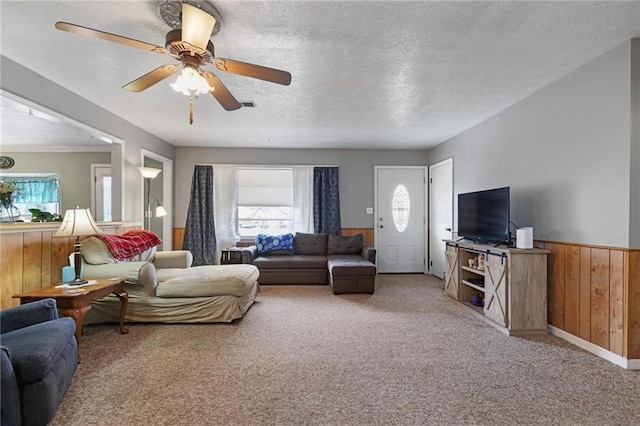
[52,274,639,425]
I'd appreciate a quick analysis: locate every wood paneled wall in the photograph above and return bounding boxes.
[172,227,375,251]
[539,240,640,359]
[341,228,374,247]
[0,224,138,309]
[173,228,186,251]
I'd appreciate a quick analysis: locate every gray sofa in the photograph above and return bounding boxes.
[243,232,377,294]
[1,298,78,426]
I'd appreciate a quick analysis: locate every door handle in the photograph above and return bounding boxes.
[379,225,384,229]
[446,228,451,231]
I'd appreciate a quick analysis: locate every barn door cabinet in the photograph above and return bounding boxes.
[444,240,549,336]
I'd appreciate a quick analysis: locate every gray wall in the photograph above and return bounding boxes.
[0,151,110,213]
[174,148,429,228]
[428,41,638,248]
[1,56,175,223]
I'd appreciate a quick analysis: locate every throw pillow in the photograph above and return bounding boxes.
[294,232,328,255]
[81,236,118,265]
[256,233,294,254]
[327,233,364,255]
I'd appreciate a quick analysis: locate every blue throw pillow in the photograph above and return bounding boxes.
[256,233,294,254]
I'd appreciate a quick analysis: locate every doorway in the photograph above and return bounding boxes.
[141,150,173,251]
[91,164,111,221]
[428,158,453,280]
[374,166,427,273]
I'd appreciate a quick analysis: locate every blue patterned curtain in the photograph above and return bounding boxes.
[313,167,341,235]
[182,165,216,265]
[13,179,59,203]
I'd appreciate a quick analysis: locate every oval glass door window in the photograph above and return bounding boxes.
[392,184,410,232]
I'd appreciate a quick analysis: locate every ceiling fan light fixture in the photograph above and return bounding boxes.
[181,3,217,52]
[158,0,223,36]
[170,65,212,96]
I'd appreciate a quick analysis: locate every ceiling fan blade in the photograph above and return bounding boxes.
[122,65,180,92]
[181,3,216,51]
[201,71,242,111]
[55,22,166,54]
[214,58,292,85]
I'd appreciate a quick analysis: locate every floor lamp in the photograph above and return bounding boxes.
[54,208,102,285]
[138,167,162,230]
[151,196,168,219]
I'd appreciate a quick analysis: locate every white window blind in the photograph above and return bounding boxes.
[237,168,293,206]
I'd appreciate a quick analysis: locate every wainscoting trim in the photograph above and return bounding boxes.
[0,223,139,309]
[538,239,640,364]
[548,325,637,370]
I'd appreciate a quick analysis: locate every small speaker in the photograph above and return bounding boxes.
[516,227,533,249]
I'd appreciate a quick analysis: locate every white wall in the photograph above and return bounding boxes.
[174,147,429,228]
[428,41,638,248]
[630,39,640,247]
[0,56,175,223]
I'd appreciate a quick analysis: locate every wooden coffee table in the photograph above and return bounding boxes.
[13,278,129,342]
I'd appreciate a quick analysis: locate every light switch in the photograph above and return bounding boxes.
[366,207,374,214]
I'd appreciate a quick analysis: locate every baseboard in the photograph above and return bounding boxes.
[548,325,639,370]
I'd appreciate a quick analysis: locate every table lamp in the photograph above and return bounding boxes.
[54,208,102,285]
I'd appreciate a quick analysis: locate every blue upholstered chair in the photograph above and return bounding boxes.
[1,298,78,426]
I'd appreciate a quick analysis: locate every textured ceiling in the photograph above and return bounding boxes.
[1,1,639,150]
[0,95,112,150]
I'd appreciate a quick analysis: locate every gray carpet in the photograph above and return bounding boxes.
[53,274,639,425]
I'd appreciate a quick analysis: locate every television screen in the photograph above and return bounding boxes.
[457,187,511,245]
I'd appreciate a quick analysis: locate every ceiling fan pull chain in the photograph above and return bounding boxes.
[189,96,194,125]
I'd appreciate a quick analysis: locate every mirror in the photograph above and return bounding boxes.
[0,92,122,222]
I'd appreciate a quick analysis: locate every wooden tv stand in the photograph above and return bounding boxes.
[444,240,549,336]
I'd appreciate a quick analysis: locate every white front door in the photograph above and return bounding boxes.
[375,167,426,273]
[429,158,453,279]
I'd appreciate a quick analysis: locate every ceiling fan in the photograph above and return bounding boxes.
[55,2,291,124]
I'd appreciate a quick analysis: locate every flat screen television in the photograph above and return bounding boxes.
[457,187,511,245]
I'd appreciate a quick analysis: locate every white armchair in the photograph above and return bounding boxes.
[78,236,193,296]
[75,235,260,324]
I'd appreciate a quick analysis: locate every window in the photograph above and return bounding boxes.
[6,175,61,221]
[392,184,410,232]
[236,168,293,237]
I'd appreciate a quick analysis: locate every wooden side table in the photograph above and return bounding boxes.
[13,278,129,342]
[221,249,243,265]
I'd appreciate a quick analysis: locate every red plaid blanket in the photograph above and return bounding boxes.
[93,230,161,261]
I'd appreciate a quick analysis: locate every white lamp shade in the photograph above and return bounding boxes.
[138,167,162,179]
[155,205,168,217]
[54,208,102,237]
[181,3,216,51]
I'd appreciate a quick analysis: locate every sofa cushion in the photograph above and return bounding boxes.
[256,233,294,255]
[253,255,327,269]
[81,236,156,265]
[1,318,76,384]
[327,234,364,255]
[156,265,260,297]
[81,236,117,264]
[294,232,328,255]
[327,255,376,276]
